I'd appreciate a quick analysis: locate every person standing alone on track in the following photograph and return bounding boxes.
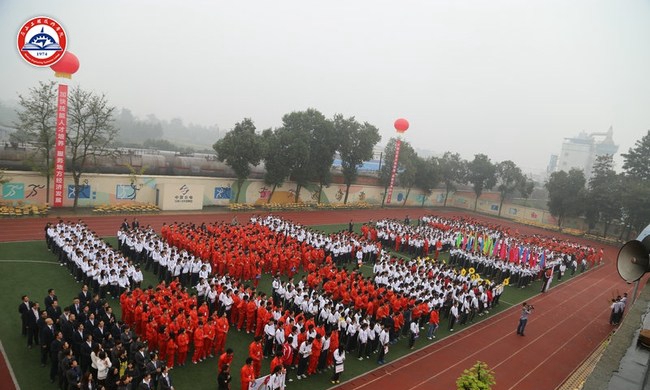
[517,302,534,336]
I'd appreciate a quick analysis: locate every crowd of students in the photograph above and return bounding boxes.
[111,215,504,386]
[373,216,600,287]
[18,220,175,389]
[47,221,144,299]
[23,213,601,389]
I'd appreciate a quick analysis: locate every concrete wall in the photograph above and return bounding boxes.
[0,171,584,229]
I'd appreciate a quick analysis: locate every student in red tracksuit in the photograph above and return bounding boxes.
[177,329,189,366]
[192,323,205,363]
[249,336,263,378]
[166,333,178,368]
[240,358,255,390]
[245,298,257,334]
[214,312,229,355]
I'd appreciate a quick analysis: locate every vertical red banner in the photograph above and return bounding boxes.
[385,138,401,204]
[53,84,68,207]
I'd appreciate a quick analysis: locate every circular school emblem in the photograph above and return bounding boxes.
[17,16,68,67]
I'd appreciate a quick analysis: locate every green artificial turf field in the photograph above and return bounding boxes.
[0,222,586,390]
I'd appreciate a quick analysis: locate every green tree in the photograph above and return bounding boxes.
[495,160,524,216]
[414,156,440,207]
[545,168,586,228]
[622,130,650,181]
[439,152,467,207]
[620,131,650,238]
[11,81,57,203]
[213,118,262,203]
[67,86,119,209]
[280,109,332,203]
[260,128,287,203]
[517,177,535,206]
[334,115,381,204]
[467,154,497,211]
[456,361,496,390]
[307,115,339,204]
[584,155,621,236]
[378,138,415,207]
[397,151,419,207]
[619,176,650,240]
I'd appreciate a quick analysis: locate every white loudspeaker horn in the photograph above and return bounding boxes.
[617,226,650,283]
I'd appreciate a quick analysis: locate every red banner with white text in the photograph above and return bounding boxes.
[53,84,68,207]
[385,138,401,204]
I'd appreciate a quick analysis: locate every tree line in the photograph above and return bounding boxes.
[6,80,650,239]
[214,113,650,240]
[545,131,650,238]
[213,109,536,212]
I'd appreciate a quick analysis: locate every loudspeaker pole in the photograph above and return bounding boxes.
[632,280,640,305]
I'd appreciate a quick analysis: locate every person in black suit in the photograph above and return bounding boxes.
[125,361,140,387]
[134,343,147,374]
[121,218,130,231]
[93,320,107,345]
[85,313,98,333]
[47,300,63,324]
[78,285,91,307]
[66,359,82,390]
[120,325,134,354]
[132,218,140,230]
[217,364,231,390]
[40,318,56,366]
[116,373,134,390]
[72,322,86,357]
[88,295,103,317]
[69,298,82,318]
[77,306,89,325]
[59,346,74,390]
[50,331,64,383]
[26,302,40,348]
[80,334,95,374]
[61,313,76,345]
[44,289,58,310]
[145,352,162,389]
[19,295,31,336]
[138,373,152,390]
[158,365,174,390]
[101,307,116,331]
[45,222,53,249]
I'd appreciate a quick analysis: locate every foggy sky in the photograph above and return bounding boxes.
[1,0,649,175]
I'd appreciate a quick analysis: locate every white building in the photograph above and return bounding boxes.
[556,126,618,179]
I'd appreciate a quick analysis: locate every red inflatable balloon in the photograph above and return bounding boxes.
[50,51,80,79]
[394,118,409,133]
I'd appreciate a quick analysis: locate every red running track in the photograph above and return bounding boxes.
[0,345,16,390]
[0,208,627,390]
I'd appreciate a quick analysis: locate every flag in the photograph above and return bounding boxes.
[249,374,271,390]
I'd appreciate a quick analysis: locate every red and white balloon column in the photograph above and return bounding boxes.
[49,51,79,207]
[385,118,409,204]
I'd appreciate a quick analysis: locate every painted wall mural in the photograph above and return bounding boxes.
[0,170,587,230]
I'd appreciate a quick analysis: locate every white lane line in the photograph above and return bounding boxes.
[0,260,58,265]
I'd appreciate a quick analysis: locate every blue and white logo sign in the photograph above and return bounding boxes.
[68,184,90,199]
[214,186,231,200]
[2,183,24,200]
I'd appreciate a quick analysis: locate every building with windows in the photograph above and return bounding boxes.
[555,126,618,179]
